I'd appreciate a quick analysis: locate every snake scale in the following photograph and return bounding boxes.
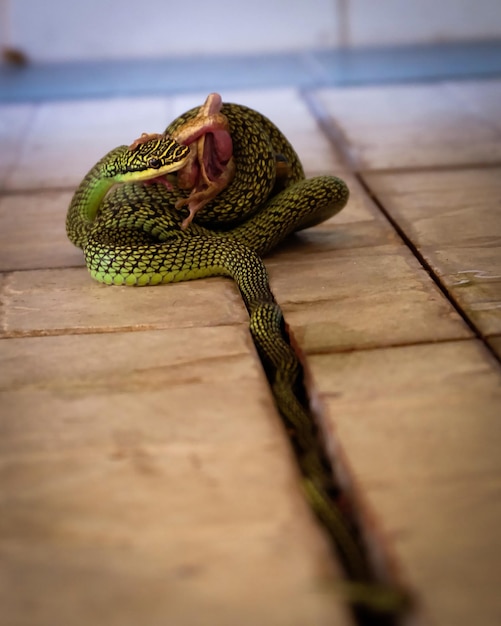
[67,94,404,615]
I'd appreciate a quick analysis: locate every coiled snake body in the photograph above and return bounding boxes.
[67,94,348,440]
[67,95,402,611]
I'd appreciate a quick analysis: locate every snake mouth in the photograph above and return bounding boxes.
[126,157,191,183]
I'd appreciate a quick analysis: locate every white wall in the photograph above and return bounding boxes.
[2,0,501,63]
[346,0,501,47]
[3,0,340,62]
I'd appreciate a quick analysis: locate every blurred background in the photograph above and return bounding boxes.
[1,0,501,100]
[2,0,501,61]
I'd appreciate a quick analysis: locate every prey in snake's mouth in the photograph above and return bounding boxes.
[129,93,236,229]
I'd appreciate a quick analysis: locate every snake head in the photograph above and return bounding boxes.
[111,133,191,183]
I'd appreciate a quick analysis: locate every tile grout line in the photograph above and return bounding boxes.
[301,334,475,357]
[357,161,501,175]
[0,185,77,198]
[300,88,501,369]
[355,173,501,368]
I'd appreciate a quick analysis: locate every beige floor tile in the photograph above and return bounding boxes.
[0,328,279,453]
[0,526,345,626]
[0,190,82,272]
[0,443,304,541]
[310,340,501,485]
[4,98,173,191]
[0,329,349,626]
[0,268,247,337]
[364,168,501,336]
[268,245,470,353]
[433,248,501,336]
[308,339,501,626]
[370,478,501,626]
[0,328,265,449]
[0,103,35,188]
[315,81,501,170]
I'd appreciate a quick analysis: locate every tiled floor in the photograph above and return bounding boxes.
[1,79,500,626]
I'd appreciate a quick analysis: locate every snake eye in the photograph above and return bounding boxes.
[148,157,162,169]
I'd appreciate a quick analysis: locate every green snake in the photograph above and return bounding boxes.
[66,94,405,614]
